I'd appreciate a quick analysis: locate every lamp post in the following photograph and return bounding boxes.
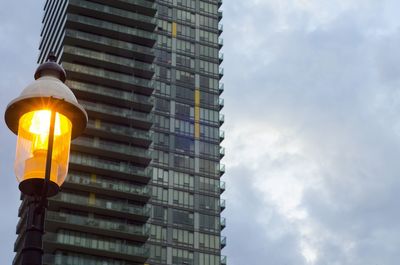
[4,53,87,265]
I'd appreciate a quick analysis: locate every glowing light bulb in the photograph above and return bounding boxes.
[28,110,62,153]
[14,109,73,192]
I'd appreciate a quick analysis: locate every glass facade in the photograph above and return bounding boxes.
[148,0,225,264]
[13,0,224,265]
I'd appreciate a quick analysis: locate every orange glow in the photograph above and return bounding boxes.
[20,110,70,153]
[14,109,72,188]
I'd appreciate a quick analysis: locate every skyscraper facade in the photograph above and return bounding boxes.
[13,1,225,265]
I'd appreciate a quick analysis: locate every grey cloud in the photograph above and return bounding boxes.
[224,164,306,265]
[0,1,43,264]
[222,0,400,264]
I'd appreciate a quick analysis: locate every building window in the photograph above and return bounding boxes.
[172,171,194,188]
[172,209,194,226]
[173,189,194,207]
[172,228,194,246]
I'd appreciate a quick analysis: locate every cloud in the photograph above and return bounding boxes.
[0,2,43,264]
[222,0,400,264]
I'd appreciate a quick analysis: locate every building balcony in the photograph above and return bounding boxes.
[219,146,225,158]
[71,137,151,165]
[219,114,225,126]
[67,80,153,113]
[221,217,226,230]
[64,29,155,62]
[68,0,156,31]
[218,0,223,8]
[48,193,150,222]
[220,181,226,194]
[219,98,224,110]
[218,23,223,35]
[66,14,156,47]
[218,38,223,49]
[85,119,152,147]
[79,100,153,129]
[221,255,227,265]
[219,67,224,79]
[219,130,225,142]
[220,199,226,212]
[69,152,152,183]
[219,164,226,176]
[64,172,151,202]
[219,52,224,63]
[43,253,147,265]
[219,83,224,95]
[43,232,149,263]
[63,45,154,79]
[218,10,223,21]
[219,129,225,142]
[221,236,227,249]
[63,62,154,96]
[45,211,150,242]
[90,0,157,16]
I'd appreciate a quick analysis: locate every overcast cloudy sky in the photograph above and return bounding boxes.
[1,0,400,264]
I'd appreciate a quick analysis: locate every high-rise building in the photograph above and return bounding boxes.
[13,1,225,265]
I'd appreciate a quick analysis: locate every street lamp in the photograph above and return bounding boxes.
[4,53,87,265]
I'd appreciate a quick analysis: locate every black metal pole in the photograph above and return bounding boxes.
[21,110,56,265]
[20,198,46,265]
[41,110,57,200]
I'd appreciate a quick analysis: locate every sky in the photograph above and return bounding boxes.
[1,0,400,264]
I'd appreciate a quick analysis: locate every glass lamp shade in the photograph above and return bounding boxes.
[14,109,72,197]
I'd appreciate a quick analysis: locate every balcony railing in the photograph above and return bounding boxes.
[43,253,147,265]
[219,98,224,110]
[116,0,156,9]
[218,38,224,48]
[221,236,227,248]
[66,173,151,198]
[221,217,226,229]
[43,232,149,259]
[63,62,154,93]
[69,152,152,179]
[219,130,225,142]
[219,52,224,62]
[64,45,154,74]
[219,83,224,94]
[68,80,153,107]
[219,164,225,176]
[221,255,227,265]
[65,29,154,58]
[219,67,224,78]
[219,114,225,125]
[80,100,153,124]
[69,0,156,26]
[67,14,157,43]
[220,199,226,211]
[86,119,151,143]
[72,137,151,160]
[219,146,225,158]
[46,211,150,238]
[220,181,226,193]
[50,193,150,218]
